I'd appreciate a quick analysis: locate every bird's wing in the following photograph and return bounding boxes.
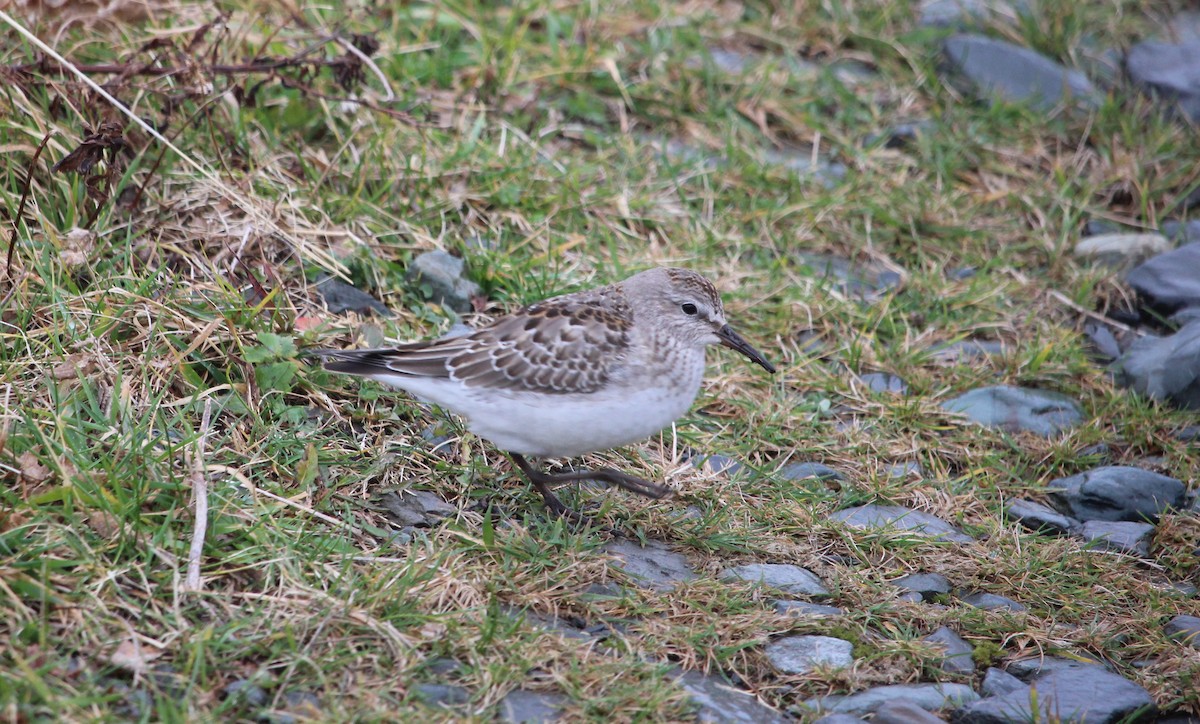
[313,292,633,395]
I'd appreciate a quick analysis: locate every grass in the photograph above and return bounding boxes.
[2,0,1199,720]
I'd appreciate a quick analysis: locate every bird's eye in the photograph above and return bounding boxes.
[681,303,698,315]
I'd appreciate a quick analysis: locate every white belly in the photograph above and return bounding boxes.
[369,359,705,457]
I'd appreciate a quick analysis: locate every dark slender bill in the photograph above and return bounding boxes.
[717,324,776,373]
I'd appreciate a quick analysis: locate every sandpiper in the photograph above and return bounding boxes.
[309,267,776,519]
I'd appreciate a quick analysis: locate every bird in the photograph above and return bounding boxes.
[308,267,776,520]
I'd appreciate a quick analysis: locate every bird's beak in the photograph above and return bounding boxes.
[717,324,776,374]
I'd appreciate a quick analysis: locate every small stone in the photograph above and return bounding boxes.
[797,253,903,298]
[708,48,752,74]
[866,121,934,149]
[416,683,470,708]
[1078,520,1155,557]
[377,490,456,528]
[774,600,844,617]
[1127,241,1200,311]
[223,679,268,707]
[894,573,953,601]
[955,666,1154,723]
[924,626,974,674]
[885,462,922,479]
[605,539,697,591]
[1073,232,1172,267]
[872,700,946,724]
[1118,319,1200,410]
[498,689,568,723]
[719,564,830,597]
[918,0,1014,28]
[1160,219,1200,244]
[802,683,979,716]
[425,658,463,676]
[675,669,788,723]
[1164,615,1200,648]
[690,453,746,477]
[832,505,974,543]
[813,716,868,724]
[1004,656,1105,679]
[315,275,393,316]
[765,635,854,674]
[947,266,977,280]
[961,592,1027,612]
[941,385,1082,437]
[861,372,909,395]
[406,251,481,313]
[942,34,1099,110]
[981,667,1028,697]
[778,462,844,481]
[1005,498,1077,535]
[930,340,1006,362]
[1126,39,1200,122]
[1046,466,1186,523]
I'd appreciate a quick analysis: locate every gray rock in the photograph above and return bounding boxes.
[1126,40,1200,121]
[425,658,464,675]
[942,34,1099,110]
[690,453,747,477]
[774,600,844,617]
[416,683,470,708]
[1046,466,1186,523]
[797,253,903,299]
[315,275,392,316]
[867,121,935,149]
[708,48,752,74]
[605,539,697,591]
[223,679,268,707]
[376,490,457,528]
[941,385,1083,437]
[919,0,1012,28]
[813,716,868,724]
[1127,241,1200,311]
[1005,656,1106,679]
[960,592,1027,612]
[778,462,844,481]
[895,573,953,601]
[406,251,481,313]
[832,504,974,543]
[886,462,922,479]
[872,700,947,724]
[1165,615,1200,648]
[1005,498,1077,535]
[1078,520,1155,556]
[980,667,1028,697]
[1160,219,1200,244]
[765,635,854,674]
[947,266,977,280]
[498,689,568,723]
[762,146,847,187]
[802,683,979,716]
[1073,232,1172,268]
[955,666,1155,723]
[1118,319,1200,410]
[1083,321,1125,360]
[675,669,787,723]
[719,564,830,597]
[861,372,909,395]
[924,627,974,675]
[930,340,1007,362]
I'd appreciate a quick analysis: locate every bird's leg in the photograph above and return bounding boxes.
[508,454,673,505]
[509,453,590,524]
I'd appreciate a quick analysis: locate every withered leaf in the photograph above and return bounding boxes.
[52,122,127,175]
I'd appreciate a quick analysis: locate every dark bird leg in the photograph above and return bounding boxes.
[508,453,672,519]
